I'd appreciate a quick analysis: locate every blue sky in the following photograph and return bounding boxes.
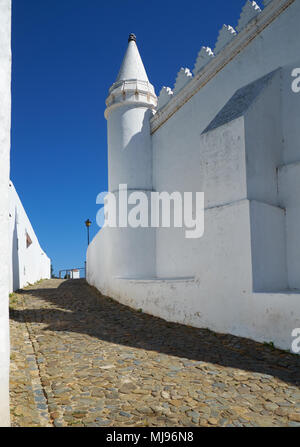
[11,0,248,276]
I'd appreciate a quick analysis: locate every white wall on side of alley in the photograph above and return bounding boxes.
[0,0,11,427]
[8,182,51,292]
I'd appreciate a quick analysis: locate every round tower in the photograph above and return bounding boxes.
[104,34,157,279]
[105,34,157,193]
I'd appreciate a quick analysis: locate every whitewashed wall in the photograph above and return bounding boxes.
[0,0,11,427]
[150,0,300,348]
[152,0,300,283]
[8,182,51,292]
[87,0,300,352]
[278,61,300,290]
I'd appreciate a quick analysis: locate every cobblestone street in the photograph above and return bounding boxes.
[9,279,300,427]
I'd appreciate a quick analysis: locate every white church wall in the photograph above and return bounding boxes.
[87,200,252,331]
[153,70,287,282]
[87,226,111,294]
[279,162,300,290]
[250,201,287,292]
[88,200,300,350]
[152,0,300,192]
[87,0,300,352]
[189,116,247,209]
[245,291,300,350]
[276,61,300,290]
[0,0,11,427]
[240,70,282,206]
[152,1,298,287]
[89,200,253,333]
[8,182,51,292]
[155,116,248,279]
[243,70,288,292]
[104,282,300,351]
[281,61,300,165]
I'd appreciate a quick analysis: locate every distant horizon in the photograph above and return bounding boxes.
[11,0,248,276]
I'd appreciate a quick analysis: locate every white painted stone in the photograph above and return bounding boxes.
[0,0,11,427]
[8,182,51,292]
[237,1,261,32]
[173,68,192,95]
[116,37,149,83]
[250,201,287,292]
[104,36,157,279]
[278,162,300,290]
[157,86,173,109]
[193,47,214,76]
[87,0,300,352]
[214,25,237,55]
[105,37,157,193]
[280,61,300,165]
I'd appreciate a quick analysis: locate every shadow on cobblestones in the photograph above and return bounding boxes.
[10,279,300,388]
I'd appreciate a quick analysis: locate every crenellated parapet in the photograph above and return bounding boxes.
[158,86,174,109]
[193,47,214,76]
[173,68,193,95]
[152,0,283,125]
[214,25,237,54]
[237,1,261,32]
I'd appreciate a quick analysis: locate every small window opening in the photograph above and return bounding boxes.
[26,231,32,248]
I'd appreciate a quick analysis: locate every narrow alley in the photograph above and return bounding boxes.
[9,279,300,427]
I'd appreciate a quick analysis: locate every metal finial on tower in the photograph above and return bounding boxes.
[128,33,136,43]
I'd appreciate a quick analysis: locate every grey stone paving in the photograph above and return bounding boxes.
[9,279,300,427]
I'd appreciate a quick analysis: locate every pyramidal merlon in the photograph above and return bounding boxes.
[236,1,261,32]
[173,68,193,95]
[158,87,174,109]
[214,25,237,54]
[193,47,214,75]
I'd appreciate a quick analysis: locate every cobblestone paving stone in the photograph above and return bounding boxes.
[9,279,300,427]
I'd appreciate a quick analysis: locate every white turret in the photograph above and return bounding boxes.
[105,34,157,193]
[104,34,157,279]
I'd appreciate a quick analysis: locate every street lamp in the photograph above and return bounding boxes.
[85,219,92,245]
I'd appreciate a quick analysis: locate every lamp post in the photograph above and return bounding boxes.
[85,219,91,245]
[84,219,91,279]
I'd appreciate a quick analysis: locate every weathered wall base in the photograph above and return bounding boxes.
[87,199,300,352]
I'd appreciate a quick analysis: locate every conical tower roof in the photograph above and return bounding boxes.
[105,34,157,119]
[115,34,149,82]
